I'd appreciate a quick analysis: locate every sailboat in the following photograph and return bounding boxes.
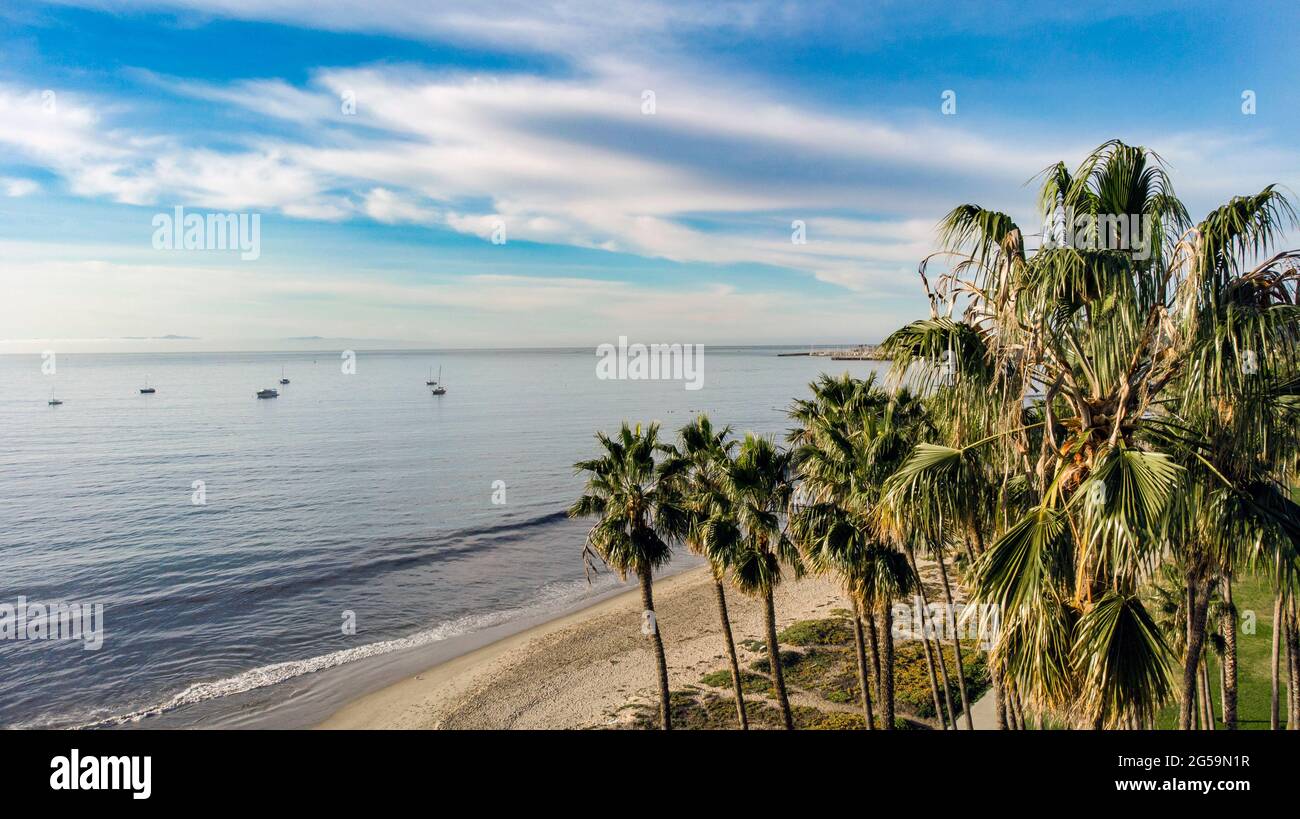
[426,367,437,386]
[279,366,290,385]
[140,375,156,394]
[48,387,62,406]
[431,366,446,395]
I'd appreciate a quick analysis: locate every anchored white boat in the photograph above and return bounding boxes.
[431,366,446,395]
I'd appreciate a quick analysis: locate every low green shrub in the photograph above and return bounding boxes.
[778,617,854,646]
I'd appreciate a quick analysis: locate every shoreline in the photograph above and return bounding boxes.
[318,565,847,729]
[122,558,708,730]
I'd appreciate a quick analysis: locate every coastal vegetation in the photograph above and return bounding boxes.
[622,613,986,729]
[573,140,1300,730]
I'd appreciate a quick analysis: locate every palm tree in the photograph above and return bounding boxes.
[901,533,956,728]
[1153,560,1217,727]
[702,434,802,729]
[1271,591,1284,729]
[1284,598,1294,733]
[789,501,876,726]
[1163,377,1298,729]
[858,544,914,728]
[1220,572,1237,729]
[930,537,975,729]
[1266,544,1300,729]
[569,422,687,730]
[788,373,879,727]
[879,140,1300,728]
[854,387,982,730]
[790,374,933,728]
[661,415,749,729]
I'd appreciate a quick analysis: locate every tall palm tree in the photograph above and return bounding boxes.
[1153,560,1215,727]
[1271,591,1285,729]
[858,544,914,728]
[931,537,974,729]
[1220,572,1237,729]
[790,373,932,728]
[661,415,749,729]
[901,533,955,728]
[702,434,802,729]
[879,140,1300,728]
[788,373,880,727]
[1163,373,1298,728]
[789,501,877,726]
[569,422,687,730]
[865,389,983,730]
[1266,542,1300,729]
[1289,598,1300,729]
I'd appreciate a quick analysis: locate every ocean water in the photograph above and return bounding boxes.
[0,347,886,728]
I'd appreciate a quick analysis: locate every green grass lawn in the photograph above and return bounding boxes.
[1156,572,1289,730]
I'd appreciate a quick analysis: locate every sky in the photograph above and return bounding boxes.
[1,0,1298,351]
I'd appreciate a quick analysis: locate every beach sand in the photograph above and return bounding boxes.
[319,565,849,729]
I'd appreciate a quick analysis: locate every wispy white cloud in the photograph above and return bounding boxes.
[8,0,1299,346]
[1,176,38,196]
[361,187,439,224]
[7,60,1084,288]
[0,69,989,294]
[5,55,1296,305]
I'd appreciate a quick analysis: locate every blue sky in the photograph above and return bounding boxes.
[2,0,1298,350]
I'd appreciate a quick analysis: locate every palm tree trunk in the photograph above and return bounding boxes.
[931,637,957,727]
[713,578,747,730]
[1219,650,1227,727]
[863,605,882,706]
[1288,603,1297,730]
[638,564,672,731]
[1284,603,1294,733]
[914,597,948,728]
[763,587,794,730]
[993,663,1008,730]
[905,550,949,728]
[1271,591,1283,730]
[920,600,951,728]
[1180,576,1212,730]
[1221,573,1237,729]
[849,597,875,729]
[878,602,896,729]
[1191,680,1200,730]
[935,550,973,729]
[1288,601,1300,730]
[1199,657,1214,730]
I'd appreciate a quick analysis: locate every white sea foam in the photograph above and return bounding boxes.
[59,573,627,729]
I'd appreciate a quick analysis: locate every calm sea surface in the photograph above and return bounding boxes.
[0,347,886,727]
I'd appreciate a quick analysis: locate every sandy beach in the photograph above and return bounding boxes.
[319,565,850,729]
